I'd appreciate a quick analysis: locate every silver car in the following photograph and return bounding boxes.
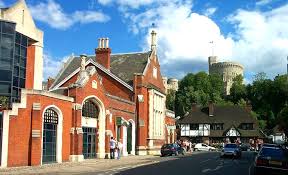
[220,143,242,158]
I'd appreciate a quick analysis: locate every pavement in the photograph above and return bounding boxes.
[0,151,257,175]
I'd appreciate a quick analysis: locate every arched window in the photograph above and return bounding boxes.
[82,100,99,118]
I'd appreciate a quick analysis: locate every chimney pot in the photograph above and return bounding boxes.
[98,38,101,48]
[106,38,109,48]
[95,37,111,69]
[192,103,197,112]
[208,101,214,117]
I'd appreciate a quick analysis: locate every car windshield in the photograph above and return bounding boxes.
[259,147,286,159]
[162,144,173,149]
[225,144,237,148]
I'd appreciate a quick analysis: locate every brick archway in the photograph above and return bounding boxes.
[81,96,106,158]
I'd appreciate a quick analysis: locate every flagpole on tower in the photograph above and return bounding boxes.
[209,41,214,56]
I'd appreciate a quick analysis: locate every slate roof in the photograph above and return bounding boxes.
[50,51,151,90]
[177,106,264,138]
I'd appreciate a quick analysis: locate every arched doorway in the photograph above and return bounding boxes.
[82,99,99,159]
[42,109,58,164]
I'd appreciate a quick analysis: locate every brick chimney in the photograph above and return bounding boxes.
[47,77,55,90]
[95,38,111,69]
[208,101,214,117]
[191,103,197,112]
[245,100,252,112]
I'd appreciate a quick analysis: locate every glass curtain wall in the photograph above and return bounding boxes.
[0,20,28,104]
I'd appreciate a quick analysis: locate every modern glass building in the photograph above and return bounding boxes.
[0,20,29,104]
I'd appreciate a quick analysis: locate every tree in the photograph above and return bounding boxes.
[175,72,225,116]
[253,72,267,82]
[230,75,246,104]
[278,106,288,136]
[166,90,176,111]
[0,96,9,109]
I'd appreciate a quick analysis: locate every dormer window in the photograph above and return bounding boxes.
[153,67,157,78]
[240,123,253,130]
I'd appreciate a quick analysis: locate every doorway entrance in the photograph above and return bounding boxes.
[83,127,97,159]
[42,109,58,164]
[127,122,132,154]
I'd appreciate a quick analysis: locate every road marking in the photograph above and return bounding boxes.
[200,159,211,164]
[249,163,254,175]
[202,168,210,173]
[202,166,222,173]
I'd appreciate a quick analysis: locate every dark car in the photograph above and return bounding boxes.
[239,143,250,151]
[220,143,242,158]
[161,144,184,156]
[254,146,288,175]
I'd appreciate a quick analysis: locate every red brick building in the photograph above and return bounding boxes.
[0,0,176,167]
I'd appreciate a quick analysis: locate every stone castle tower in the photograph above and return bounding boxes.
[162,77,179,94]
[208,56,244,95]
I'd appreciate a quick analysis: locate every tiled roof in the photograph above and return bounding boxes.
[50,51,151,89]
[177,105,264,138]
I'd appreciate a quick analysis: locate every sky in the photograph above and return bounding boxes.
[1,0,288,83]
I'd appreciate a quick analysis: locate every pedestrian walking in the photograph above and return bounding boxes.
[117,139,123,160]
[110,137,116,159]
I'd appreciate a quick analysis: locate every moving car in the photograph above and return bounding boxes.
[220,143,242,158]
[161,144,184,156]
[194,143,216,151]
[254,145,288,175]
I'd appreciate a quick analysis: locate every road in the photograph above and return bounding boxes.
[107,151,256,175]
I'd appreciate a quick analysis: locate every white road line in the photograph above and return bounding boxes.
[202,168,211,173]
[200,159,211,164]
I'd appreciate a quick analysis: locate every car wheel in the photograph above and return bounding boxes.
[175,151,179,156]
[209,149,212,151]
[194,148,198,151]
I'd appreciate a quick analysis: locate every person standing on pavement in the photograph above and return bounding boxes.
[110,137,116,159]
[117,139,123,160]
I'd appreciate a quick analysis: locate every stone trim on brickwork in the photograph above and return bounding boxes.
[110,107,135,115]
[106,94,135,105]
[50,59,133,92]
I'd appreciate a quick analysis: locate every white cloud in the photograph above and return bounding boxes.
[227,4,288,78]
[43,53,70,80]
[124,2,233,78]
[98,0,114,6]
[256,0,274,6]
[204,7,217,17]
[98,0,183,9]
[119,1,287,80]
[29,0,110,30]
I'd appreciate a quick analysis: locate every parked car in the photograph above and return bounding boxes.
[254,145,288,175]
[220,143,242,158]
[239,143,250,151]
[194,143,216,151]
[161,144,185,156]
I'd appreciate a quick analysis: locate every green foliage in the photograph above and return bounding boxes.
[0,96,9,109]
[174,70,287,134]
[175,72,224,116]
[166,90,176,111]
[250,111,259,120]
[278,106,288,136]
[258,120,267,130]
[237,98,246,107]
[253,72,267,82]
[230,75,246,104]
